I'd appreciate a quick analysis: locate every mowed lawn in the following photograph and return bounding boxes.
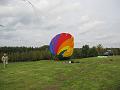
[0,56,120,90]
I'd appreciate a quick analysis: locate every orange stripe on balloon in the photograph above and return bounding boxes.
[57,37,74,55]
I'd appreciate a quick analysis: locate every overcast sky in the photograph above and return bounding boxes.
[0,0,120,48]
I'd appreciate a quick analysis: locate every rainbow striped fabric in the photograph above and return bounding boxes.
[50,33,74,59]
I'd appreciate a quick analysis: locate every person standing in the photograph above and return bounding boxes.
[1,53,9,68]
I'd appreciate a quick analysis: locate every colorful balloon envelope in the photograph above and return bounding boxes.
[50,33,74,60]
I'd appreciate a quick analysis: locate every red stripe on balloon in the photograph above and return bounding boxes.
[55,33,71,53]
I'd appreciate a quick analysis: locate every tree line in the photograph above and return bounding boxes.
[0,44,120,62]
[0,45,51,62]
[72,44,120,59]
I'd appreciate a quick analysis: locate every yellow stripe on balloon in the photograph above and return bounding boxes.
[63,47,73,57]
[57,46,70,55]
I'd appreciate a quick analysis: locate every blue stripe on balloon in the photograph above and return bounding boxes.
[50,34,60,55]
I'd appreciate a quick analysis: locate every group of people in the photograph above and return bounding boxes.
[1,53,9,68]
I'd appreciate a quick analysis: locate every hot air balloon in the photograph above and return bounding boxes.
[49,33,74,60]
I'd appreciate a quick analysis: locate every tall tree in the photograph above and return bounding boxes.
[96,44,104,56]
[81,45,90,58]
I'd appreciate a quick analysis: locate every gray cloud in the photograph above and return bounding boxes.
[0,0,10,5]
[0,0,120,47]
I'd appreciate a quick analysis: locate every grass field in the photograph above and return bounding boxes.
[0,56,120,90]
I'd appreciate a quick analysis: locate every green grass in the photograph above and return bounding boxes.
[0,56,120,90]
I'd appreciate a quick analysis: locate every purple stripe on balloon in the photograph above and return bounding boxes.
[50,34,60,55]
